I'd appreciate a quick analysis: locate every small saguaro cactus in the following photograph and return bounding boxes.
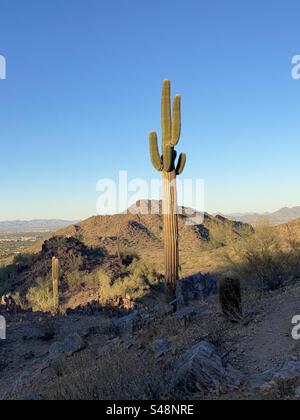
[219,277,243,321]
[52,256,60,315]
[149,80,187,288]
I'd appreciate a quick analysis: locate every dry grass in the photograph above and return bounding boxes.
[44,348,166,400]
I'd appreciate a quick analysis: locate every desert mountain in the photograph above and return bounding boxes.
[42,201,250,257]
[223,206,300,225]
[3,201,249,294]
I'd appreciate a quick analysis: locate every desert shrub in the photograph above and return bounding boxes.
[66,271,83,293]
[44,348,164,400]
[42,236,70,252]
[98,272,143,302]
[10,292,28,310]
[129,258,160,285]
[98,270,112,301]
[0,257,32,295]
[223,222,300,290]
[120,250,139,266]
[65,253,83,273]
[37,318,56,342]
[0,265,15,295]
[99,259,161,303]
[82,272,99,289]
[13,253,35,269]
[66,271,99,293]
[0,254,36,295]
[209,220,252,248]
[26,277,53,312]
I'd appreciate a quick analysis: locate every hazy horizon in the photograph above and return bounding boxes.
[1,203,300,223]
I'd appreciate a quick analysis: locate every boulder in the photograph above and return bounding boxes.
[153,302,174,317]
[0,295,21,316]
[48,333,86,360]
[248,359,300,398]
[179,274,218,302]
[170,341,242,396]
[113,310,142,337]
[150,339,171,358]
[173,307,198,325]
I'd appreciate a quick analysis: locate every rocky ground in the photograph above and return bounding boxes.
[1,280,300,400]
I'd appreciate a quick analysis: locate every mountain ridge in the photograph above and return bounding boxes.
[218,206,300,225]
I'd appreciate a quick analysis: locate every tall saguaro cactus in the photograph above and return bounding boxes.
[149,80,187,288]
[52,256,60,314]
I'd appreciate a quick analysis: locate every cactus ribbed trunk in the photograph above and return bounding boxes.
[52,257,59,315]
[163,171,179,288]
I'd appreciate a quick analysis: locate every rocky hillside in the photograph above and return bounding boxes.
[0,202,252,307]
[32,201,250,257]
[2,281,300,400]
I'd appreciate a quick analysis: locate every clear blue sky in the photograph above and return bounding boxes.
[0,0,300,220]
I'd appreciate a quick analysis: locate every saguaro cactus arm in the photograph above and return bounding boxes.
[150,80,186,177]
[150,132,163,171]
[162,80,172,145]
[176,153,187,175]
[172,95,181,146]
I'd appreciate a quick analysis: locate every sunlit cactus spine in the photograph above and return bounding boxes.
[149,80,187,289]
[52,256,60,315]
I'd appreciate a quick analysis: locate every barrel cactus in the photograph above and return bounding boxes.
[219,277,243,321]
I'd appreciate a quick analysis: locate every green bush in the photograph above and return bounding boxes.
[99,259,161,303]
[66,271,99,293]
[13,253,35,268]
[26,277,53,312]
[66,271,83,293]
[11,292,28,310]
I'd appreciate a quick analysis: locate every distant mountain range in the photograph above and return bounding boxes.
[222,207,300,225]
[0,220,76,233]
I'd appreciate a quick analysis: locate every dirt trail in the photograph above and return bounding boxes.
[227,284,300,375]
